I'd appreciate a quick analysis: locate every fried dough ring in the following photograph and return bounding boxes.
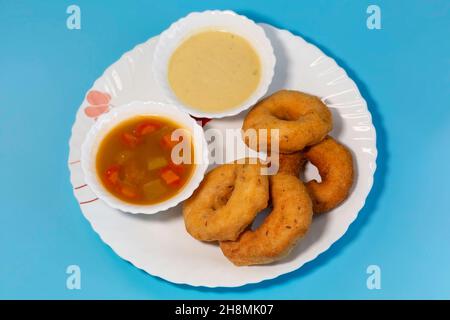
[243,90,332,153]
[303,136,354,214]
[183,159,269,242]
[220,153,313,266]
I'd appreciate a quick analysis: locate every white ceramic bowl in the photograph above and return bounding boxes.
[80,101,209,215]
[152,10,276,118]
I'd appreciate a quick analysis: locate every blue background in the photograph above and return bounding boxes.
[1,0,449,299]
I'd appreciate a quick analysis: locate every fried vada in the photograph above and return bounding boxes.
[242,90,332,153]
[303,136,354,214]
[220,153,313,266]
[183,159,269,242]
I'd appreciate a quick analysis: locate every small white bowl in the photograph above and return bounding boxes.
[153,10,276,119]
[81,101,209,215]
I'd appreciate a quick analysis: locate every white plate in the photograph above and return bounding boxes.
[68,23,377,287]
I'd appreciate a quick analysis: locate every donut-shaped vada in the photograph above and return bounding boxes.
[220,153,313,266]
[183,159,269,242]
[243,90,332,153]
[277,150,305,176]
[303,136,354,214]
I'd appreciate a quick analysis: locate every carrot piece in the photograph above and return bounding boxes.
[160,168,180,185]
[168,180,182,189]
[160,133,179,149]
[105,165,121,186]
[108,171,119,185]
[169,161,185,175]
[120,185,139,198]
[121,132,140,148]
[134,122,160,136]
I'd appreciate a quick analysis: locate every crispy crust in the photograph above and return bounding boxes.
[277,152,305,176]
[219,155,313,266]
[182,159,269,241]
[242,90,332,153]
[303,136,354,214]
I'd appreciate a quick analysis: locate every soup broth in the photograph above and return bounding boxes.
[96,116,194,205]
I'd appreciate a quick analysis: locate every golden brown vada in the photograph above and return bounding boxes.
[183,159,269,242]
[277,151,305,176]
[303,136,354,214]
[242,90,332,153]
[220,153,313,266]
